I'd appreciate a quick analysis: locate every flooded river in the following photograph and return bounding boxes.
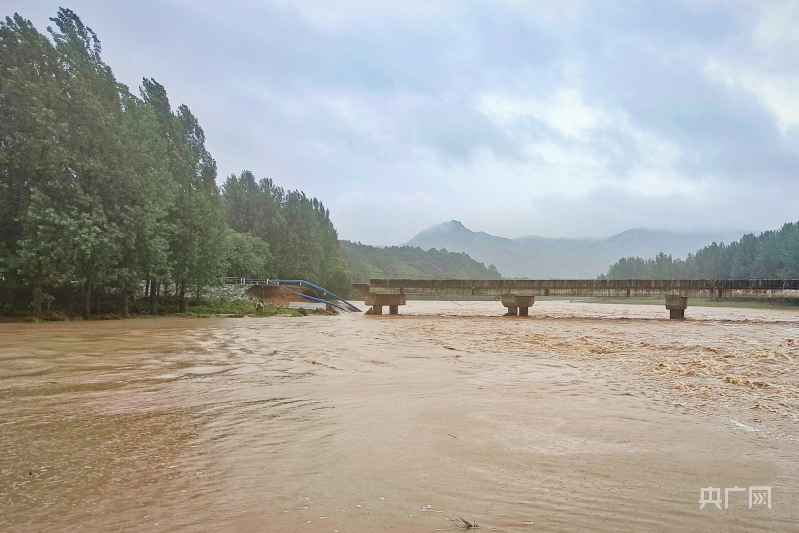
[1,301,798,532]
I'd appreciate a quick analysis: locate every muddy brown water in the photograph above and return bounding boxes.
[1,301,798,532]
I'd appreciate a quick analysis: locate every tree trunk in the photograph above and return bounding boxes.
[195,282,201,304]
[150,279,158,315]
[94,285,101,315]
[122,290,129,316]
[179,280,186,313]
[82,280,92,319]
[32,278,42,315]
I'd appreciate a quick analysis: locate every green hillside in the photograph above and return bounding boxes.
[601,221,799,279]
[340,241,502,282]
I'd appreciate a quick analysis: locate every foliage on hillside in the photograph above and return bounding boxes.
[0,10,347,316]
[340,241,502,282]
[601,222,799,279]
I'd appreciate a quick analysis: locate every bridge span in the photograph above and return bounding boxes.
[352,279,799,319]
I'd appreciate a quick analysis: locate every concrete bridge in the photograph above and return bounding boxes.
[351,279,799,319]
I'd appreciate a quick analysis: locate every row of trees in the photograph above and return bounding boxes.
[602,222,799,279]
[220,171,350,293]
[0,10,348,316]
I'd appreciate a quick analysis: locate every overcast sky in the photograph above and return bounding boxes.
[5,1,799,244]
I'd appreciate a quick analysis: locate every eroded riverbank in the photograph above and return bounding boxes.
[1,301,797,532]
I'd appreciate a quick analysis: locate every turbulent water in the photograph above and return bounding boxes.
[1,301,798,532]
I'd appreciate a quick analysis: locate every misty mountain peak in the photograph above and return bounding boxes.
[443,220,468,230]
[404,222,748,278]
[408,220,473,239]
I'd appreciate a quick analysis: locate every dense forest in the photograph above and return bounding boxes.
[0,10,347,316]
[601,222,799,279]
[340,241,501,283]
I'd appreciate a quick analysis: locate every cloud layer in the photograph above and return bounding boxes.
[9,0,799,243]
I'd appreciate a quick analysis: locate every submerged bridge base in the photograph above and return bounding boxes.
[501,295,535,316]
[353,279,799,320]
[365,293,406,315]
[665,295,688,320]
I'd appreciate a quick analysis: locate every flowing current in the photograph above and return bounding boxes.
[1,300,798,532]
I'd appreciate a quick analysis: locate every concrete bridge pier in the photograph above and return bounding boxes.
[501,296,535,317]
[665,295,688,319]
[355,279,799,320]
[365,293,406,315]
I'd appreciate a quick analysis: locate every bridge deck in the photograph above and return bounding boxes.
[356,279,799,299]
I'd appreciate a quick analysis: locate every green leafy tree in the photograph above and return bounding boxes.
[224,230,272,278]
[140,78,227,311]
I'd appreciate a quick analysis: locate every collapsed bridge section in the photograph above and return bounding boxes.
[352,279,799,319]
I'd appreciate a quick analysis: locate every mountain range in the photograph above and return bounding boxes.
[403,221,749,279]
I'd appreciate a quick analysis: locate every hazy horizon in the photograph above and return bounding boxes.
[396,219,756,246]
[9,1,799,244]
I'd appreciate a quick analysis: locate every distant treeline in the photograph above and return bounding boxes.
[0,10,347,316]
[341,241,501,283]
[601,222,799,280]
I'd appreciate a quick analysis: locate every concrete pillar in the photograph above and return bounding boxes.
[665,295,687,320]
[365,293,405,316]
[501,295,534,317]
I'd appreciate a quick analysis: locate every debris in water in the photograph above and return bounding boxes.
[458,517,482,529]
[730,419,759,432]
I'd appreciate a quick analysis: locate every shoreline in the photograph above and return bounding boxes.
[3,295,798,322]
